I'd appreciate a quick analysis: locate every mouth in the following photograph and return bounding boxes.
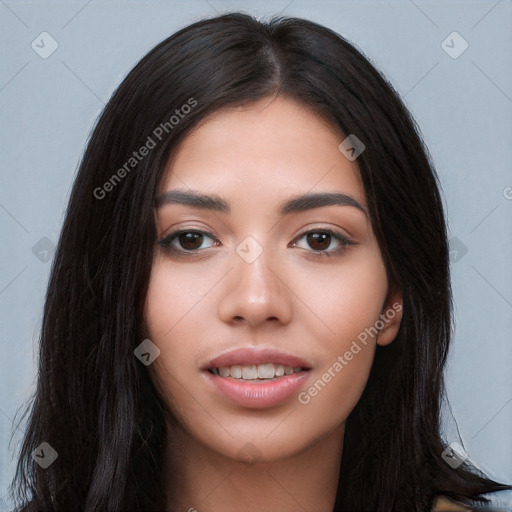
[208,363,309,382]
[202,348,312,409]
[203,347,312,380]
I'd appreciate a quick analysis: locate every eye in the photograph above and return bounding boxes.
[158,230,220,253]
[291,229,354,255]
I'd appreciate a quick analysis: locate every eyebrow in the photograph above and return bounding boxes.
[156,189,367,216]
[280,192,367,216]
[156,189,230,212]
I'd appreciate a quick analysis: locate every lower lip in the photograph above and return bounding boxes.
[204,371,311,409]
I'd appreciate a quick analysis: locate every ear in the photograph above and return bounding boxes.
[376,287,403,347]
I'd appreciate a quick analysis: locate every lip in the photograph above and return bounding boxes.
[204,371,311,409]
[202,347,312,409]
[203,347,312,370]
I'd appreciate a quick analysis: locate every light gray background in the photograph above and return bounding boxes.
[1,0,511,508]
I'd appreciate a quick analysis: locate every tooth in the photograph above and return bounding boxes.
[219,367,230,377]
[284,366,294,375]
[242,365,258,380]
[217,363,300,379]
[258,363,275,379]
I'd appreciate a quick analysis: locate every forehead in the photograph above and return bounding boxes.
[160,95,366,207]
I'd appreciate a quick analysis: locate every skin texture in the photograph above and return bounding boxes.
[144,95,403,512]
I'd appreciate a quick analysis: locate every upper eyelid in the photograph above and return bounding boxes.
[297,227,351,239]
[291,229,355,249]
[158,228,219,244]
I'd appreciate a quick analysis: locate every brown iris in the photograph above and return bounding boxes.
[178,232,204,251]
[306,232,331,251]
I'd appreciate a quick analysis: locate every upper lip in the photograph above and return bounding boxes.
[203,347,312,370]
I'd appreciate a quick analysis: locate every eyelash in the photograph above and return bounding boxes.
[158,228,355,257]
[158,229,221,256]
[290,228,355,257]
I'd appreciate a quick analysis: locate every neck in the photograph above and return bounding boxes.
[162,420,344,512]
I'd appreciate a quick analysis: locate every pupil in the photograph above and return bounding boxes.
[179,232,203,250]
[307,232,330,250]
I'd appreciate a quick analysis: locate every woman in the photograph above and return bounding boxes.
[10,12,511,512]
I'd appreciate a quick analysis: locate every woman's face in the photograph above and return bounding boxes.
[144,95,402,462]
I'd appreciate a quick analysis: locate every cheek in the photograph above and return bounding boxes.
[291,248,389,351]
[144,252,229,341]
[144,264,238,454]
[143,258,209,403]
[289,249,388,421]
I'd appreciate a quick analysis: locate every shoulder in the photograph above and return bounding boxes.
[432,495,472,511]
[431,495,509,511]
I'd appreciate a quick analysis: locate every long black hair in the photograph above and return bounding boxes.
[10,12,510,511]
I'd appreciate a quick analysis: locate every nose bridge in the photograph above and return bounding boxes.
[217,235,293,326]
[239,251,277,301]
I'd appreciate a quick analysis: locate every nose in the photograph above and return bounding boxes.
[217,250,294,328]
